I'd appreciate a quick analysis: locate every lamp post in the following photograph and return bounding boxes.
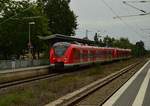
[28,22,35,59]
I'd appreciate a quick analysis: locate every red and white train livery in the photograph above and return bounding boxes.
[50,42,131,67]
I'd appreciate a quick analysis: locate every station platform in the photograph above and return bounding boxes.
[103,60,150,106]
[0,65,51,74]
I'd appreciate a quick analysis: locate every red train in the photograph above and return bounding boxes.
[50,42,131,68]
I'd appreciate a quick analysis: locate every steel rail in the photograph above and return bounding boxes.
[0,73,60,89]
[57,61,142,106]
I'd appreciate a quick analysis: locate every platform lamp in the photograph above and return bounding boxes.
[28,22,35,59]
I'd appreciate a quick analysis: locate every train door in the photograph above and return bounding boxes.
[89,49,93,62]
[82,49,88,62]
[109,49,113,60]
[88,47,96,63]
[80,48,83,63]
[72,48,80,64]
[95,49,99,62]
[112,49,115,60]
[98,48,102,61]
[93,48,96,62]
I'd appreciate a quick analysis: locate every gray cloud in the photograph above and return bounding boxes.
[70,0,150,49]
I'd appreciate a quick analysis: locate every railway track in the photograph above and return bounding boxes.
[0,73,60,89]
[47,60,146,106]
[0,66,94,89]
[0,65,97,89]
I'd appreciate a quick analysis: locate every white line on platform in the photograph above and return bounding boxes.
[103,60,150,106]
[132,69,150,106]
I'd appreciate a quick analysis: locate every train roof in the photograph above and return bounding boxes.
[69,43,131,51]
[51,42,131,52]
[53,42,70,47]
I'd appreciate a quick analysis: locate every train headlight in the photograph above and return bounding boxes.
[64,58,68,62]
[53,58,56,61]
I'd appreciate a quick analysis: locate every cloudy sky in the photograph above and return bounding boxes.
[14,0,150,49]
[70,0,150,49]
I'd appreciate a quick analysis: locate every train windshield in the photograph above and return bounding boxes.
[53,42,70,57]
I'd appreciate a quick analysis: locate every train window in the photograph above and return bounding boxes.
[73,49,80,59]
[53,42,70,57]
[82,50,88,59]
[99,51,102,56]
[89,50,95,58]
[96,51,99,57]
[109,50,112,55]
[54,46,68,57]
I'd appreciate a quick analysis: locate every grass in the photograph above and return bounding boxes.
[0,90,34,106]
[0,57,145,106]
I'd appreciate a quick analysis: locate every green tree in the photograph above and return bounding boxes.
[94,33,99,45]
[93,34,146,57]
[94,33,104,46]
[0,0,49,59]
[43,0,77,35]
[113,37,132,49]
[132,40,146,57]
[103,35,114,47]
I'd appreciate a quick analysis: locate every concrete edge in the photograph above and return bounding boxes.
[0,65,51,74]
[45,62,136,106]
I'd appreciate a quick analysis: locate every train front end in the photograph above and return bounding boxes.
[50,42,71,69]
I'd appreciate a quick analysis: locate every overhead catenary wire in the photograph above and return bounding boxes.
[101,0,147,40]
[113,0,150,18]
[123,1,146,13]
[0,3,35,25]
[141,28,150,30]
[123,0,150,3]
[122,0,150,40]
[10,16,42,20]
[113,12,150,19]
[120,0,150,39]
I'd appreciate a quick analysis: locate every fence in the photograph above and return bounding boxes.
[0,59,49,71]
